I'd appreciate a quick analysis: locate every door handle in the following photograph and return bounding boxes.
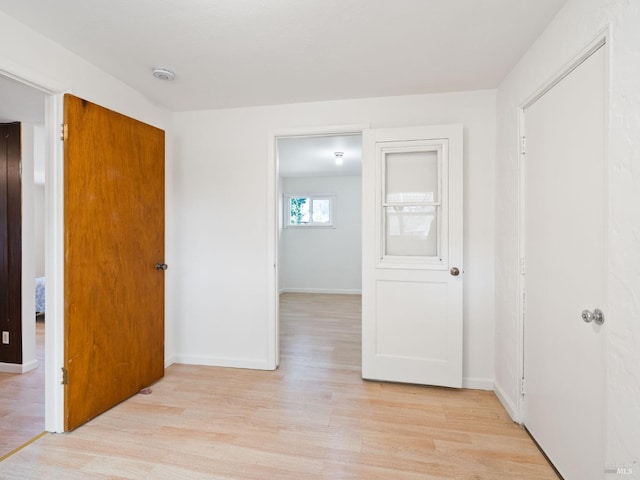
[450,267,460,276]
[155,263,168,271]
[581,308,604,325]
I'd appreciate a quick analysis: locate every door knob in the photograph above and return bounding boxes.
[450,267,460,276]
[155,263,168,271]
[581,308,604,325]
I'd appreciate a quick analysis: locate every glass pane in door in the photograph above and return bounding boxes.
[386,150,438,203]
[385,206,438,256]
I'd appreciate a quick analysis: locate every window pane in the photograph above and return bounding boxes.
[312,199,331,224]
[386,150,438,203]
[289,197,310,224]
[385,206,438,256]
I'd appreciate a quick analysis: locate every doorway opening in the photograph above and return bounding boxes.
[0,73,49,455]
[270,128,365,368]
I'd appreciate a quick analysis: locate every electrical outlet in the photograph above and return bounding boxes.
[1,331,8,344]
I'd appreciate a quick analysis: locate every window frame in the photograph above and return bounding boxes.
[378,142,447,268]
[284,193,336,228]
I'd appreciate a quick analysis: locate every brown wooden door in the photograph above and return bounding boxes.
[63,94,165,431]
[0,123,22,365]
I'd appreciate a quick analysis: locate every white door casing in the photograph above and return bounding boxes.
[362,125,463,388]
[523,45,606,479]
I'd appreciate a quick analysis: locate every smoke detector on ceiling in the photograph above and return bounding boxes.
[152,68,175,81]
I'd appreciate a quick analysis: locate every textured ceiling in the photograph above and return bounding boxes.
[0,0,566,112]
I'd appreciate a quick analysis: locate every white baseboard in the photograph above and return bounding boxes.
[462,376,493,390]
[280,288,362,295]
[493,380,520,422]
[172,354,275,371]
[164,354,178,368]
[0,359,38,373]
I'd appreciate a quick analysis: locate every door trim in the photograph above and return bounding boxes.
[267,124,370,369]
[46,93,66,433]
[516,29,610,423]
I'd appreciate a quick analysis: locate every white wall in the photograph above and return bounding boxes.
[19,123,36,372]
[172,89,496,387]
[494,0,640,468]
[33,185,45,278]
[34,125,45,278]
[280,175,361,294]
[33,124,45,185]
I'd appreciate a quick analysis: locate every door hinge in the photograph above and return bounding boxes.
[520,257,526,275]
[520,377,525,396]
[61,123,69,141]
[520,136,526,155]
[61,367,69,385]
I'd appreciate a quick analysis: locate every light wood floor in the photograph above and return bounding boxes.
[0,319,45,459]
[0,293,558,479]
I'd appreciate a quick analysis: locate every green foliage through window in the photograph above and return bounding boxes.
[286,195,334,227]
[289,197,309,224]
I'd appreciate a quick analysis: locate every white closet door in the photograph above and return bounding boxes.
[524,46,606,479]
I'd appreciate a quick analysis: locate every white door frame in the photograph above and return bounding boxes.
[516,29,609,422]
[266,124,370,369]
[0,63,68,432]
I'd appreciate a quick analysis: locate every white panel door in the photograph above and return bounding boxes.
[524,46,606,479]
[362,125,463,388]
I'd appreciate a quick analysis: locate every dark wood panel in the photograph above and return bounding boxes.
[0,122,22,364]
[63,94,165,431]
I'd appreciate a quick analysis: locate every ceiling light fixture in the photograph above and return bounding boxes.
[334,151,344,165]
[152,68,175,81]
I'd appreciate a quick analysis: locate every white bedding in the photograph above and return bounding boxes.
[35,276,45,314]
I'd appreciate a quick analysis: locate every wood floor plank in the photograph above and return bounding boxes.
[0,293,559,479]
[0,320,45,458]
